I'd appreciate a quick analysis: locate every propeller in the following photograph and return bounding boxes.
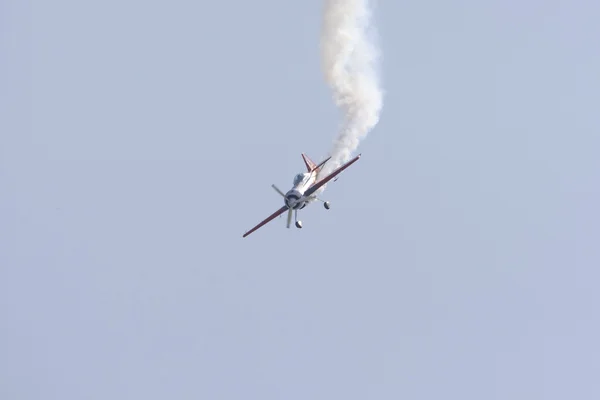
[273,184,293,227]
[272,184,286,197]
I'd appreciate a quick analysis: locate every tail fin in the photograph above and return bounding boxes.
[302,153,331,172]
[302,153,318,172]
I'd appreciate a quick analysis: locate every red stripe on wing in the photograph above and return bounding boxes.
[242,206,288,238]
[304,154,361,197]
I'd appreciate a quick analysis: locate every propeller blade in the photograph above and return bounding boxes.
[286,208,293,228]
[272,184,286,197]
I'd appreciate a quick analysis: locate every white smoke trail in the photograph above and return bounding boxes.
[318,0,383,181]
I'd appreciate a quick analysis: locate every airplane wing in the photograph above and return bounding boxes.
[304,154,361,197]
[242,205,288,238]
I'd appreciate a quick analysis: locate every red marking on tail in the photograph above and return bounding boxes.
[302,153,317,172]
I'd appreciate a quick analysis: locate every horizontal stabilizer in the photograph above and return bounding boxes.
[302,153,331,172]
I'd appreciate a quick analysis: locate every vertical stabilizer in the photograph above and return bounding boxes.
[301,153,317,172]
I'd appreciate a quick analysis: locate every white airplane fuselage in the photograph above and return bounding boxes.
[242,152,361,237]
[284,171,317,209]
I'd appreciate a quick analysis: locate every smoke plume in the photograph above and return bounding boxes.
[318,0,383,181]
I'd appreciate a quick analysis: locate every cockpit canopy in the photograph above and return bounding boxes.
[293,173,307,185]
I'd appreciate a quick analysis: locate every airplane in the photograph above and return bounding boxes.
[242,152,361,238]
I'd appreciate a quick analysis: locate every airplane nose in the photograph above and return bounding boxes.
[285,191,301,207]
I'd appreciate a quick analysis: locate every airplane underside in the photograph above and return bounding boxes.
[242,153,360,238]
[281,192,331,229]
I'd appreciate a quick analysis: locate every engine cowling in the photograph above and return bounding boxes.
[285,190,304,209]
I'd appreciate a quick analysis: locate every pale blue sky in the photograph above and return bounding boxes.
[2,1,599,399]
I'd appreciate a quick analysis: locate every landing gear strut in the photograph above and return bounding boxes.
[314,196,331,210]
[295,209,302,229]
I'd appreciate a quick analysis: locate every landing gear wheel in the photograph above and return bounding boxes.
[324,201,331,210]
[295,220,303,229]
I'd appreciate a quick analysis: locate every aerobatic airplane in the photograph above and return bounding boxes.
[242,153,361,238]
